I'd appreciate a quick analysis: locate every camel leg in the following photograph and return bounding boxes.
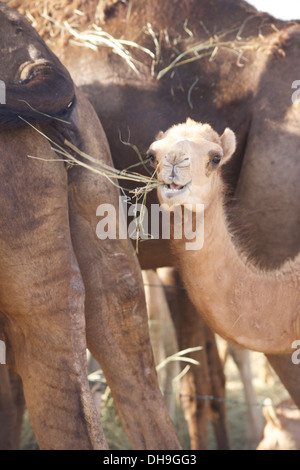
[205,329,230,450]
[227,343,264,448]
[0,368,25,450]
[0,327,25,450]
[266,354,300,409]
[0,366,25,449]
[142,269,180,419]
[68,92,181,450]
[0,126,106,450]
[157,267,230,450]
[0,366,14,450]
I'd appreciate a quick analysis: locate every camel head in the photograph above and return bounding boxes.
[147,119,236,208]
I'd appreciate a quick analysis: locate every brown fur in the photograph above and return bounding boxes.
[0,3,75,125]
[151,120,300,354]
[157,267,231,450]
[0,4,180,450]
[7,0,300,443]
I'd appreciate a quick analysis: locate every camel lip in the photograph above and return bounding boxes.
[160,181,191,199]
[166,183,185,190]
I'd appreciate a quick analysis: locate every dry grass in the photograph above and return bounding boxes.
[7,0,102,42]
[6,0,155,74]
[21,117,161,201]
[21,117,162,252]
[6,1,263,79]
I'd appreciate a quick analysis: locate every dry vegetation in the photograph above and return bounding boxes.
[6,0,264,81]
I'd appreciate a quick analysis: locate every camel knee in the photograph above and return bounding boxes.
[1,266,86,372]
[3,262,85,318]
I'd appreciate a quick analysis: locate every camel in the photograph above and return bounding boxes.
[222,342,264,448]
[146,268,263,449]
[6,0,300,447]
[144,267,230,450]
[257,399,300,450]
[147,118,300,354]
[0,3,180,450]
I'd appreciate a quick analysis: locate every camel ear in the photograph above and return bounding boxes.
[186,117,197,126]
[155,130,164,141]
[220,128,236,163]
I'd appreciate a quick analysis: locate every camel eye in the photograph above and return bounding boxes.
[148,154,157,166]
[210,154,222,167]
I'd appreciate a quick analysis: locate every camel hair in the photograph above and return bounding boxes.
[147,118,300,355]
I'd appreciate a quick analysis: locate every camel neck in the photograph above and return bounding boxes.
[170,177,300,354]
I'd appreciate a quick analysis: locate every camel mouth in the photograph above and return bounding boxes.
[160,181,191,200]
[166,183,186,191]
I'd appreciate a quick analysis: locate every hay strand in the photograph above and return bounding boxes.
[20,117,162,217]
[8,2,262,80]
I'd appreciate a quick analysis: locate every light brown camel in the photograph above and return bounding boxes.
[147,118,300,354]
[6,0,300,447]
[257,399,300,450]
[144,267,230,450]
[222,342,264,448]
[0,3,180,450]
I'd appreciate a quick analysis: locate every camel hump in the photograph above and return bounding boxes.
[0,3,75,127]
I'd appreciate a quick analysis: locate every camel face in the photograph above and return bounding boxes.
[148,119,236,209]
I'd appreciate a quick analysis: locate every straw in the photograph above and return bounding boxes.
[19,116,162,252]
[156,22,259,80]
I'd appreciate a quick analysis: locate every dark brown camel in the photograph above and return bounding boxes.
[0,3,181,450]
[7,0,300,448]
